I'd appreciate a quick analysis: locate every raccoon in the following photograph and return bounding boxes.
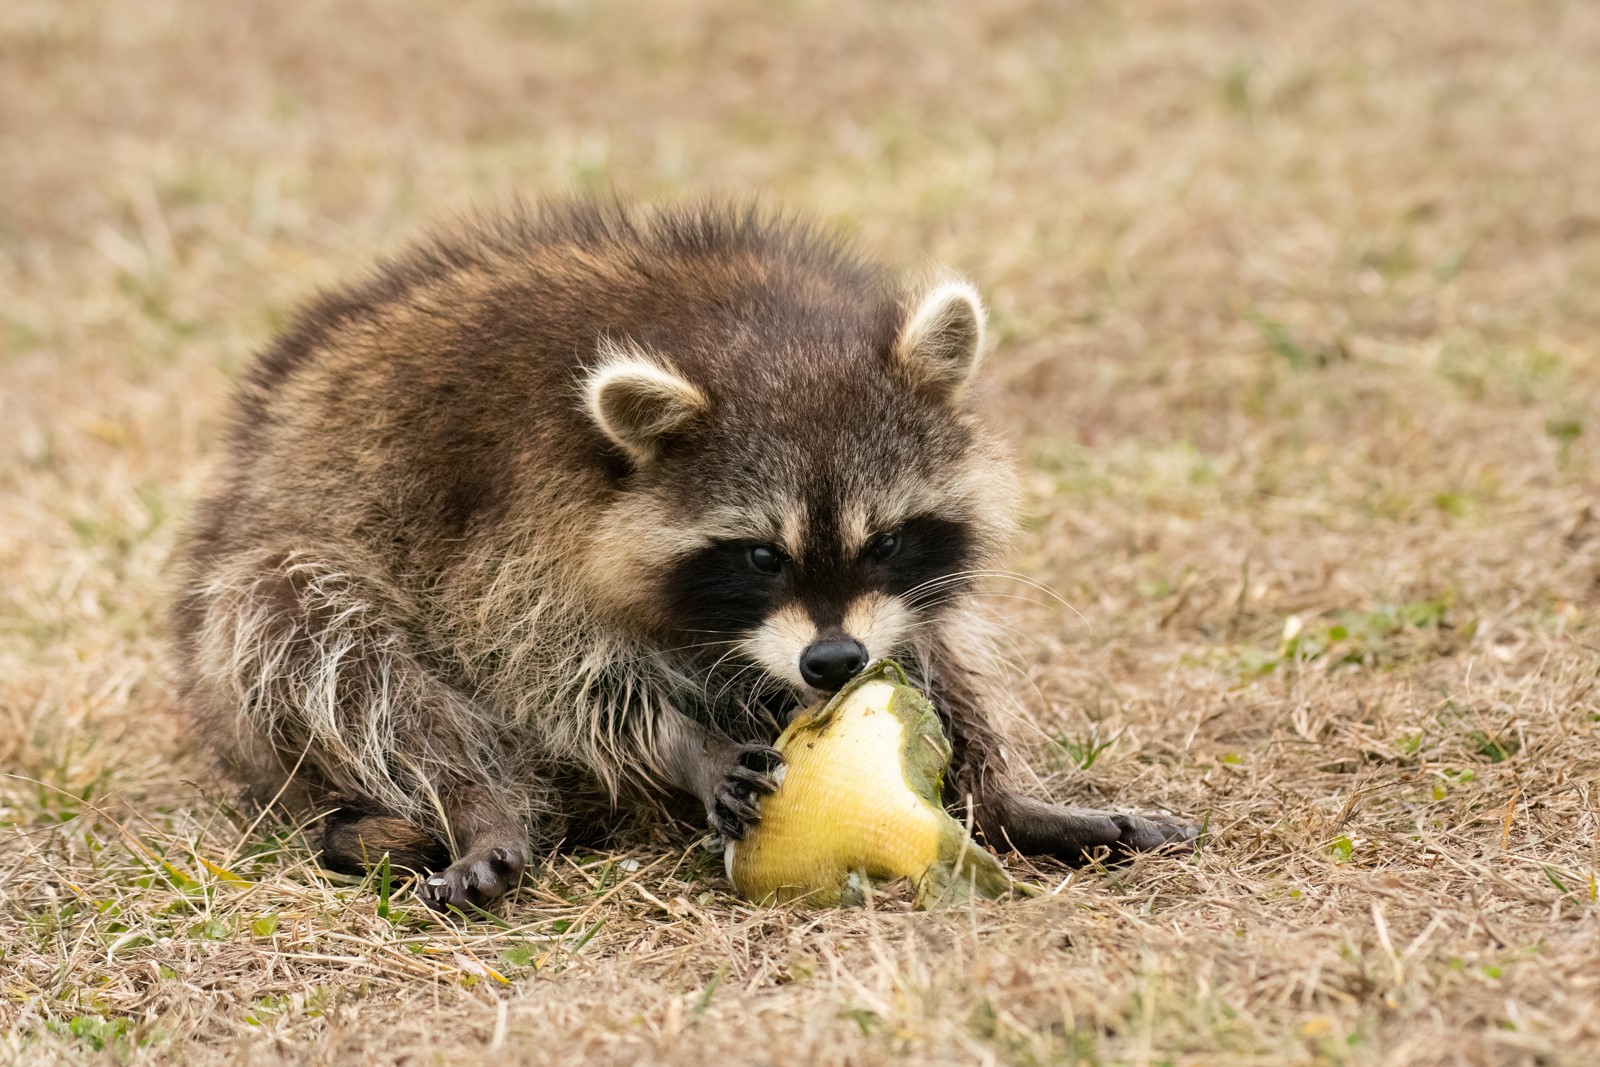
[171,199,1196,910]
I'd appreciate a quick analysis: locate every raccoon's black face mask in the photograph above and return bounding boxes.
[582,279,1020,696]
[659,510,980,692]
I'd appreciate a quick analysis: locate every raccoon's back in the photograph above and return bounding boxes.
[195,199,891,570]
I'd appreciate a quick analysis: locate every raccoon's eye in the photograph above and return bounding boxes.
[866,531,902,563]
[747,544,785,574]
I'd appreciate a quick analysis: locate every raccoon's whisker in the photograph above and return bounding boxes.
[905,613,1045,658]
[903,568,1063,603]
[974,570,1087,624]
[900,574,981,598]
[703,636,756,677]
[904,570,1090,630]
[898,576,1000,607]
[700,659,752,706]
[904,585,1045,609]
[909,591,1060,616]
[904,594,970,614]
[649,638,742,658]
[709,660,767,707]
[702,644,744,677]
[902,568,1041,596]
[727,661,780,702]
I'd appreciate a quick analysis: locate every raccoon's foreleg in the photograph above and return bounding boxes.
[653,709,783,841]
[922,638,1198,864]
[186,552,534,909]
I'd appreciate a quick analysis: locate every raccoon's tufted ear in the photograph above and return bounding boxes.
[584,342,709,466]
[894,279,987,400]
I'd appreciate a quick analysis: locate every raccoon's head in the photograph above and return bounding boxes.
[581,277,1019,698]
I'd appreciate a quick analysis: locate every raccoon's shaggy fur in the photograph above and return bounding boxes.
[172,198,1194,908]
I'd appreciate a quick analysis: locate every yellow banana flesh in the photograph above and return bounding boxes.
[725,661,1011,908]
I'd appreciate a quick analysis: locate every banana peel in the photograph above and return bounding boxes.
[725,660,1013,908]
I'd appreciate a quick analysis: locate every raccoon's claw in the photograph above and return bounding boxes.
[1108,811,1200,855]
[707,744,783,841]
[421,844,528,912]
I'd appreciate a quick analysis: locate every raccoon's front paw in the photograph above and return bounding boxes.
[421,845,528,912]
[706,744,784,841]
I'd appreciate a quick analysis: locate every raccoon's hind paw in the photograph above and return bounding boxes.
[1107,811,1200,855]
[979,793,1199,866]
[421,845,528,913]
[707,744,784,841]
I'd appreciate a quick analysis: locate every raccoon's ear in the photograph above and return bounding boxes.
[584,343,709,466]
[894,279,987,400]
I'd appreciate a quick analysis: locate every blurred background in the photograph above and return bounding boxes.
[8,0,1597,617]
[6,0,1596,721]
[3,1,1598,1062]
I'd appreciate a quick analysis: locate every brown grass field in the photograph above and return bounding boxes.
[3,1,1599,1063]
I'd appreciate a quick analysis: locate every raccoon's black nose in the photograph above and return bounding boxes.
[799,638,869,691]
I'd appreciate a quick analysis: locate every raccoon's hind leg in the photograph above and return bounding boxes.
[178,550,536,910]
[322,799,530,912]
[322,808,450,876]
[922,636,1198,864]
[419,785,532,911]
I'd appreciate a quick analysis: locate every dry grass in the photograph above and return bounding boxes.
[3,0,1599,1063]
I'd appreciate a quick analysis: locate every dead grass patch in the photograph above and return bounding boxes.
[3,0,1599,1063]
